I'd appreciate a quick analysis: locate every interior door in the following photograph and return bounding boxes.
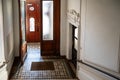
[41,0,60,56]
[26,0,41,42]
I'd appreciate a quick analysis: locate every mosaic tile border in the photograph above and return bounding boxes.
[10,59,75,79]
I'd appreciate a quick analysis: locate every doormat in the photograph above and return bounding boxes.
[31,61,55,70]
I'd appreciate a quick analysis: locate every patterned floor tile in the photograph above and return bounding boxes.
[9,43,77,80]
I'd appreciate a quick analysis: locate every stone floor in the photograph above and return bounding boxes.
[9,43,78,80]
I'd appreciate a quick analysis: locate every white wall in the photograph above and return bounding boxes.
[68,0,80,12]
[79,0,120,80]
[13,0,20,56]
[85,0,120,72]
[0,0,15,79]
[2,0,14,58]
[0,1,6,80]
[2,0,14,71]
[66,0,80,59]
[60,0,67,56]
[0,0,4,63]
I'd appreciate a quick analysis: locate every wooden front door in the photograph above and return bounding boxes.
[41,0,60,56]
[26,0,41,42]
[25,0,60,56]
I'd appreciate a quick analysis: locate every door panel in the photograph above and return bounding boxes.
[26,0,41,42]
[41,0,60,56]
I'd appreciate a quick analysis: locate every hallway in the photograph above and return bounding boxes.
[1,0,120,80]
[9,43,78,80]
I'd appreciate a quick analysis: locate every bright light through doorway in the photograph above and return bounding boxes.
[42,1,53,40]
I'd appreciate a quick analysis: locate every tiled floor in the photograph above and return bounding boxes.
[10,43,78,80]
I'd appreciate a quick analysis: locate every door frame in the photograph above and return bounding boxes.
[18,0,61,60]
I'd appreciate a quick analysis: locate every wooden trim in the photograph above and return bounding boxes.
[54,0,60,55]
[24,1,27,41]
[21,41,27,64]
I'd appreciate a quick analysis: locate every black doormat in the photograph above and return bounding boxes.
[31,61,55,70]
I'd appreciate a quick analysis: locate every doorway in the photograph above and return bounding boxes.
[41,0,60,56]
[19,0,60,61]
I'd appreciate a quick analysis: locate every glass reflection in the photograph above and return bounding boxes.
[30,17,35,32]
[42,1,53,40]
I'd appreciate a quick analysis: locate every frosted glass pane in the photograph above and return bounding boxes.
[42,1,53,40]
[30,17,35,32]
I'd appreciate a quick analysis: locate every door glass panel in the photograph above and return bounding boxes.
[42,1,53,40]
[30,17,35,32]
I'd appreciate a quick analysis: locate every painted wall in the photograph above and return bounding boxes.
[0,0,4,64]
[68,0,80,12]
[2,0,14,59]
[66,0,80,59]
[0,0,14,79]
[60,0,67,56]
[0,1,6,80]
[13,0,20,56]
[85,0,120,72]
[79,0,120,80]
